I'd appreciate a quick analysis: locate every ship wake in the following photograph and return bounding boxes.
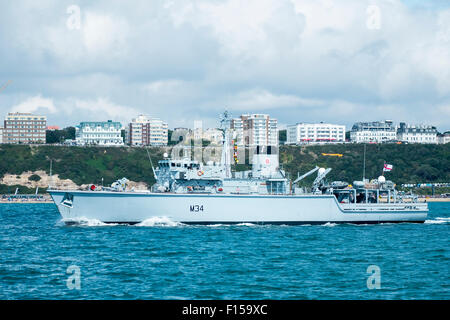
[135,216,184,227]
[60,217,118,227]
[424,217,450,224]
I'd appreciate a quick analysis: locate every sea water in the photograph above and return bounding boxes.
[0,202,448,299]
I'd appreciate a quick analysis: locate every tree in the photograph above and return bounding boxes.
[46,127,76,144]
[279,129,287,144]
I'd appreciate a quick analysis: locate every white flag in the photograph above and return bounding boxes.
[383,164,393,172]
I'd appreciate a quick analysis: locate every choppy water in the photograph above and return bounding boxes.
[0,202,449,299]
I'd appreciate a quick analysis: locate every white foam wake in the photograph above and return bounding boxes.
[205,224,225,227]
[135,216,183,227]
[61,217,116,227]
[322,222,338,227]
[425,217,450,224]
[205,222,257,227]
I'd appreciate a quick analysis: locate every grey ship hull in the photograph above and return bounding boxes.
[48,190,428,225]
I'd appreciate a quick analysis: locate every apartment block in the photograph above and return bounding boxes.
[126,115,168,146]
[230,114,278,147]
[3,112,47,144]
[287,123,345,145]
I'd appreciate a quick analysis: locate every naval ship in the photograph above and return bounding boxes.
[48,113,428,225]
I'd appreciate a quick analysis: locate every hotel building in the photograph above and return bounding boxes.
[75,120,124,146]
[350,120,396,143]
[287,123,346,145]
[3,112,47,144]
[438,132,450,144]
[397,123,437,144]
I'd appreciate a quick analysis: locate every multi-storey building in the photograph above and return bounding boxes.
[0,127,3,144]
[438,132,450,144]
[171,127,223,146]
[75,120,123,146]
[193,128,223,145]
[230,114,278,147]
[126,115,168,146]
[397,123,437,144]
[3,112,47,144]
[287,123,346,145]
[350,120,396,143]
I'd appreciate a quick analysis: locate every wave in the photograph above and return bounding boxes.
[61,217,117,227]
[321,222,337,227]
[135,216,183,227]
[204,223,258,228]
[205,224,225,227]
[425,217,450,224]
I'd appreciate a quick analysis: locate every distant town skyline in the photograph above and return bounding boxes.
[1,1,450,132]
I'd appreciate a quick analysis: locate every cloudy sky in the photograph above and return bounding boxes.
[1,0,450,131]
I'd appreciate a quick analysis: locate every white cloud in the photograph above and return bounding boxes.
[226,89,323,110]
[11,95,56,114]
[82,12,130,55]
[144,80,186,94]
[58,97,139,126]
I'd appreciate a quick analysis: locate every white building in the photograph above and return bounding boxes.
[350,120,396,143]
[75,120,124,146]
[397,123,437,144]
[0,127,3,144]
[194,128,223,145]
[230,114,278,147]
[126,115,168,146]
[170,127,223,146]
[438,132,450,144]
[287,123,345,145]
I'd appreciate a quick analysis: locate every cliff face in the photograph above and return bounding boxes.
[0,170,148,192]
[0,170,84,189]
[0,143,449,194]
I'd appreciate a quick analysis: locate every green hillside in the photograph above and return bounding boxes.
[0,143,449,194]
[0,145,165,193]
[279,144,450,186]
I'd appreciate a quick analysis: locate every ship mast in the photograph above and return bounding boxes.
[220,111,232,178]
